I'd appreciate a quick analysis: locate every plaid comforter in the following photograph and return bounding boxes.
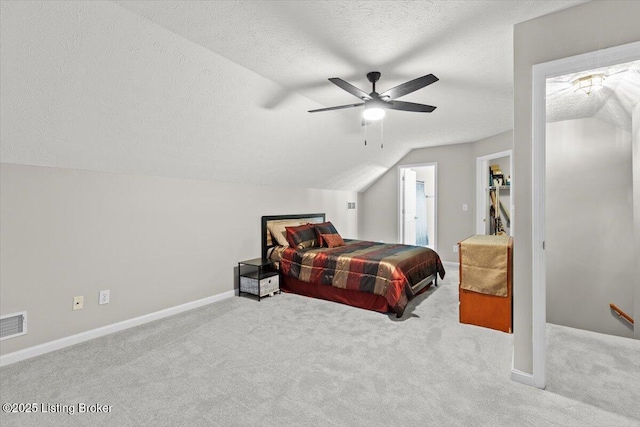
[277,240,445,316]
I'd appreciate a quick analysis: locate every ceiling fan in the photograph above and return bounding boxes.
[308,71,438,122]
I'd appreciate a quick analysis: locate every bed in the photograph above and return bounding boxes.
[262,213,445,317]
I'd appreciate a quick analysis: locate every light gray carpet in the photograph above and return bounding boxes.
[1,269,638,427]
[546,322,640,421]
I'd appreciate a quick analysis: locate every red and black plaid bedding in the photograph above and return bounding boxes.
[277,240,445,316]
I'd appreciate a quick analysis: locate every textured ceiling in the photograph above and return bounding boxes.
[547,60,640,131]
[1,1,590,191]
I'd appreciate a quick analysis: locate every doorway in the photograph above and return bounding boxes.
[398,163,437,250]
[476,150,513,236]
[530,40,640,393]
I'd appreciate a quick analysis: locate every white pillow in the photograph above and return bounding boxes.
[267,220,303,246]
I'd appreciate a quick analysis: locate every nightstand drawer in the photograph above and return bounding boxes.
[240,272,279,297]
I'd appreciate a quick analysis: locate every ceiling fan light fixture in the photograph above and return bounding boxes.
[363,107,385,121]
[308,72,438,121]
[573,73,605,95]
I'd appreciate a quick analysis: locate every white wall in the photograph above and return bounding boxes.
[360,130,512,263]
[546,118,634,338]
[513,0,640,373]
[0,163,357,355]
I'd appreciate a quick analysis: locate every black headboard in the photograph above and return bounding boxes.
[261,213,325,260]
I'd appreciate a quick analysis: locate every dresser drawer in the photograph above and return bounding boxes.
[240,272,279,297]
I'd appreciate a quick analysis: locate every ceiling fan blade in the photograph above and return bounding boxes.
[379,74,439,99]
[308,102,364,113]
[386,101,437,113]
[329,78,372,100]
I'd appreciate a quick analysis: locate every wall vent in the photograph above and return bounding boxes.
[0,311,27,341]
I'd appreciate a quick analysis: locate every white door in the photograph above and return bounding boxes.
[402,169,417,245]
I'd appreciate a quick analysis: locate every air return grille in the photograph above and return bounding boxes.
[0,311,27,340]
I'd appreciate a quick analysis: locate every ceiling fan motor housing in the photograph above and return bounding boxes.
[367,71,381,83]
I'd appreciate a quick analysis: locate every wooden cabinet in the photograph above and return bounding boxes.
[458,236,513,333]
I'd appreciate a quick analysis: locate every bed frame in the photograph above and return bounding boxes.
[261,213,438,317]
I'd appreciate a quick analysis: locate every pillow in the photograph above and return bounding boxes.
[322,233,345,248]
[267,220,305,246]
[285,223,319,249]
[314,221,339,246]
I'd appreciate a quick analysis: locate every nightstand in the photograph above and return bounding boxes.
[238,258,280,300]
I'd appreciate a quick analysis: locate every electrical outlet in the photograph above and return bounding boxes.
[99,290,110,305]
[453,245,459,253]
[73,296,84,310]
[462,204,468,211]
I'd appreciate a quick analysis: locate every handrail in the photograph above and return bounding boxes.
[610,303,634,325]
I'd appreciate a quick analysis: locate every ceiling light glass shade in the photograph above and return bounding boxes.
[362,107,386,121]
[573,74,605,95]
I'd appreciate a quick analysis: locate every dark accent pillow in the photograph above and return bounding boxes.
[314,221,339,247]
[285,223,319,249]
[322,233,345,248]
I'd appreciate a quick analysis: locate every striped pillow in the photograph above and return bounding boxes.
[314,221,339,247]
[285,223,319,249]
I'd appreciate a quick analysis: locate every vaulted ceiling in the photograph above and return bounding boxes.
[1,1,589,191]
[547,60,640,131]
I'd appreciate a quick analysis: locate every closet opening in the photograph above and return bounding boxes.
[475,150,513,236]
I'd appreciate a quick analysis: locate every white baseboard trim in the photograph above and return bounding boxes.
[511,368,538,388]
[0,290,235,367]
[442,261,459,269]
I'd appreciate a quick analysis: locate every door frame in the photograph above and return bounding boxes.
[476,150,513,235]
[398,162,438,250]
[529,40,640,389]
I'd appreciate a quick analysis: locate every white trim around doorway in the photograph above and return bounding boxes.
[528,40,640,390]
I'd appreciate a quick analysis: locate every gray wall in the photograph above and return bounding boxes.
[546,118,634,338]
[513,0,640,373]
[0,163,358,355]
[360,130,512,263]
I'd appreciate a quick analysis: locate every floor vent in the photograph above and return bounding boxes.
[0,311,27,341]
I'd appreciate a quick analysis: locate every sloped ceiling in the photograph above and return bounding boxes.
[547,60,640,131]
[1,1,587,191]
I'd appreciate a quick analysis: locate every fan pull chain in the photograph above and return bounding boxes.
[380,119,384,149]
[364,109,368,146]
